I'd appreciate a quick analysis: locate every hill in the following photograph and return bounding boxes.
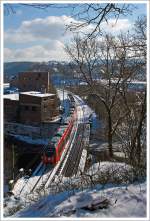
[4,62,38,82]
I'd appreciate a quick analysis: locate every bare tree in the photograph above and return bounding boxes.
[4,3,53,15]
[65,33,138,157]
[67,3,133,38]
[4,3,133,40]
[116,16,146,171]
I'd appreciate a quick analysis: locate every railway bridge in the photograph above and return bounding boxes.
[12,92,91,197]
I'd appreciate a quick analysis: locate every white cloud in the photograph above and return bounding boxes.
[4,16,132,62]
[4,15,76,61]
[4,15,78,61]
[4,48,13,58]
[4,15,75,44]
[101,19,132,33]
[4,40,69,62]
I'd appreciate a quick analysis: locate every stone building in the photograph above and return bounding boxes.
[4,94,19,122]
[5,71,60,125]
[18,71,53,93]
[19,91,60,124]
[4,91,60,125]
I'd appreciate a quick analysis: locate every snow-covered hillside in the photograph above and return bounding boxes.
[12,181,146,218]
[4,161,146,218]
[3,91,147,219]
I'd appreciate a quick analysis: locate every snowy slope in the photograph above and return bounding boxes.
[4,160,146,218]
[13,181,146,218]
[4,91,147,218]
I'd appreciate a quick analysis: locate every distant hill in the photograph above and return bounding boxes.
[4,61,74,83]
[4,62,38,82]
[4,60,145,84]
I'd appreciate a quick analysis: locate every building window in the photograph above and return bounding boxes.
[32,106,37,111]
[43,98,48,101]
[25,106,29,110]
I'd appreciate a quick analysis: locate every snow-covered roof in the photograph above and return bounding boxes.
[4,93,19,100]
[4,83,10,88]
[20,91,55,98]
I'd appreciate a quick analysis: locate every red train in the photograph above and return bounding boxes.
[42,111,76,165]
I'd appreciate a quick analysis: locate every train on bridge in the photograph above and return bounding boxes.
[42,94,76,165]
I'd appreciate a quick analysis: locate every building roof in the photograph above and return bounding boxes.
[19,71,49,75]
[4,91,56,100]
[4,83,10,88]
[4,93,19,100]
[20,91,55,97]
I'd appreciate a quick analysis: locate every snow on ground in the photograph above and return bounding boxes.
[3,93,19,100]
[57,89,69,101]
[86,162,133,184]
[90,141,122,152]
[4,91,146,218]
[73,94,102,134]
[13,163,44,196]
[73,94,93,123]
[18,167,47,197]
[20,91,55,97]
[87,161,131,175]
[4,161,146,218]
[12,181,146,218]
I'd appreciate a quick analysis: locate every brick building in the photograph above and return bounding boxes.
[5,71,60,125]
[19,91,60,124]
[4,94,19,122]
[18,71,53,93]
[4,91,60,125]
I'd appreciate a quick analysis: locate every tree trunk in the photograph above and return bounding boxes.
[108,112,113,158]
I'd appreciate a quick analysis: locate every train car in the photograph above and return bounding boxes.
[42,110,76,165]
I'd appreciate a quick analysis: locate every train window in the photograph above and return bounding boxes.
[47,151,51,157]
[55,133,61,137]
[46,147,55,157]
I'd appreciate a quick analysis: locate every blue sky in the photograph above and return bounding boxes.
[4,3,147,62]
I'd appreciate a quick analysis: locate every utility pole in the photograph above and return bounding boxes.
[48,71,50,93]
[63,80,64,108]
[12,144,15,181]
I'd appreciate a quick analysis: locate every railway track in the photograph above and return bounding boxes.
[31,165,54,193]
[14,93,90,196]
[59,99,86,177]
[40,97,85,188]
[44,120,79,188]
[55,122,78,175]
[19,164,48,196]
[62,123,85,177]
[61,95,90,177]
[12,162,43,195]
[14,163,53,197]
